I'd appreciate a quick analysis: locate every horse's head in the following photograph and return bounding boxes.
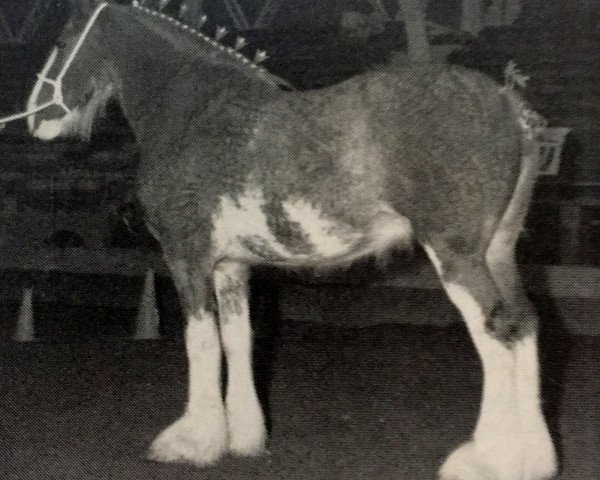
[27,1,115,141]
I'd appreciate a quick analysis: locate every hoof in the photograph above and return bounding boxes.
[439,441,557,480]
[228,427,268,458]
[440,442,498,480]
[226,397,268,457]
[147,412,228,466]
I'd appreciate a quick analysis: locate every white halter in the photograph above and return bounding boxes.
[0,3,108,129]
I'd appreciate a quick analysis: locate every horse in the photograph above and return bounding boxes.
[22,1,557,479]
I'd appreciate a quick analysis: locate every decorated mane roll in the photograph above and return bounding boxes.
[130,0,278,79]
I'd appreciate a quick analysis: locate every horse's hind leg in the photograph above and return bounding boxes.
[214,261,267,456]
[484,169,557,480]
[148,255,228,466]
[486,238,557,480]
[423,240,556,480]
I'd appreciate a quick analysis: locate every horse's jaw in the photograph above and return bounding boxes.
[30,109,81,140]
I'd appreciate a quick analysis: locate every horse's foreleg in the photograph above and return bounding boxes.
[215,261,267,456]
[148,261,228,466]
[424,244,556,480]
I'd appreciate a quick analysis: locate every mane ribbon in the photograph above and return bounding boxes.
[0,3,109,130]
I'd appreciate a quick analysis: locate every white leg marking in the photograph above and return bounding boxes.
[486,249,557,477]
[148,309,228,466]
[424,245,557,480]
[441,282,523,480]
[424,244,443,274]
[215,263,267,456]
[514,335,557,479]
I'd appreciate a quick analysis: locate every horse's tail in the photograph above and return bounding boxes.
[500,79,547,169]
[492,84,547,242]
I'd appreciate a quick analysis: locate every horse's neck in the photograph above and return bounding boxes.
[103,14,274,152]
[96,15,205,141]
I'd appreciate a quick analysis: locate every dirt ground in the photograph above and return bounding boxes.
[1,303,599,480]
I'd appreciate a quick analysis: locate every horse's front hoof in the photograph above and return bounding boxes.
[147,412,228,466]
[439,441,558,480]
[228,425,268,458]
[226,396,268,457]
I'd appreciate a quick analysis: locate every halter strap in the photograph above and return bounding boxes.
[0,2,108,130]
[52,3,109,85]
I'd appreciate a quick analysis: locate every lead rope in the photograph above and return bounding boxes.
[0,2,109,131]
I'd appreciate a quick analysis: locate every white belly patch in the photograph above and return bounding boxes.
[212,186,293,260]
[211,185,412,264]
[281,198,358,257]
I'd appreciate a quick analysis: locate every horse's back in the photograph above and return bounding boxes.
[252,65,523,238]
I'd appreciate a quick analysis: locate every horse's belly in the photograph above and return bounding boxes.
[211,186,412,265]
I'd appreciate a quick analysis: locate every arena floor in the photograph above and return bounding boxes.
[1,300,599,480]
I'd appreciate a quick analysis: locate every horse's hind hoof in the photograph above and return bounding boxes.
[439,442,497,480]
[439,441,558,480]
[228,433,268,458]
[147,412,228,466]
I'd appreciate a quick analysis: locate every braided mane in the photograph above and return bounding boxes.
[129,2,292,89]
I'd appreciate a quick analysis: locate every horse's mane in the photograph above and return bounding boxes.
[71,2,291,141]
[115,3,291,90]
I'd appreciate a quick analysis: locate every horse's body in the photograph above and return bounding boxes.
[140,66,517,269]
[23,2,557,479]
